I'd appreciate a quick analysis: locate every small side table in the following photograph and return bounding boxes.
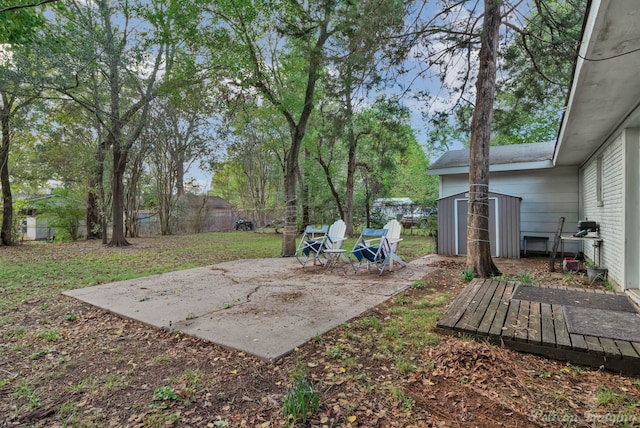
[323,249,348,274]
[523,236,548,256]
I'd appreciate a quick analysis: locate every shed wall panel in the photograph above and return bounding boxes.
[437,191,520,258]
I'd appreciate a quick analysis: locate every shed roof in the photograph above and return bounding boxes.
[436,190,522,201]
[428,142,555,175]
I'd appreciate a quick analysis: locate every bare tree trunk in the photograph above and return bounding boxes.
[125,152,145,238]
[344,77,356,237]
[466,0,502,277]
[174,153,185,197]
[0,118,12,246]
[86,140,105,240]
[282,160,298,256]
[109,148,130,246]
[281,117,307,255]
[299,148,310,230]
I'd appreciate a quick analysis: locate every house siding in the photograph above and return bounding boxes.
[580,128,640,290]
[439,166,579,254]
[580,134,625,287]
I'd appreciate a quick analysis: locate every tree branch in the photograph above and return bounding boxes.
[0,0,58,13]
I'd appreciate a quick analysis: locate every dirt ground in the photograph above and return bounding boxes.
[2,255,639,427]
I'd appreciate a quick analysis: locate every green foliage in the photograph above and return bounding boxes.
[388,385,415,413]
[461,268,476,282]
[32,188,85,241]
[595,387,627,408]
[326,345,344,359]
[411,280,425,289]
[282,377,320,426]
[425,0,587,150]
[12,380,40,409]
[153,386,180,402]
[515,271,533,284]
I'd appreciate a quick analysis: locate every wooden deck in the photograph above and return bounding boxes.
[436,278,640,375]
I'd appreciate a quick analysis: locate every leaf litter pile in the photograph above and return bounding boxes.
[1,242,639,427]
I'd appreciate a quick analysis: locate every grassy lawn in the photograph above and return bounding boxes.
[2,231,638,427]
[0,231,435,311]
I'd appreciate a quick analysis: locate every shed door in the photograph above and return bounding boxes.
[455,198,498,257]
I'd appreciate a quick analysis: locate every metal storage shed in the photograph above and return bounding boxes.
[437,191,522,258]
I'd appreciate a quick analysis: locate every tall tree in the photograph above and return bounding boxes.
[146,86,217,235]
[203,0,343,256]
[322,0,408,237]
[424,0,586,150]
[0,2,49,245]
[466,0,501,277]
[412,0,585,276]
[52,0,191,246]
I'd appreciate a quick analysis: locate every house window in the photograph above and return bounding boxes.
[596,155,604,206]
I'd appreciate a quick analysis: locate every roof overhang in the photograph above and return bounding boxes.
[428,159,554,176]
[554,0,640,166]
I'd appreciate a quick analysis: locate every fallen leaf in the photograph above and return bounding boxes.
[347,415,357,423]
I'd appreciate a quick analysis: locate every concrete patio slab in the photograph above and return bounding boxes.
[64,256,435,361]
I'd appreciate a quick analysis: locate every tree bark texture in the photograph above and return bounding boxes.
[344,76,356,237]
[86,141,105,240]
[466,0,502,277]
[109,147,130,246]
[0,100,13,246]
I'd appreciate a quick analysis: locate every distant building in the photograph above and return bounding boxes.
[372,198,414,221]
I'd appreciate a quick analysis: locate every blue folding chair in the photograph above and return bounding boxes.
[350,228,390,275]
[295,225,329,266]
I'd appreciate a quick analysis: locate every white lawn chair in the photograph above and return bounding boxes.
[384,219,406,271]
[295,225,329,266]
[317,219,347,267]
[350,228,390,275]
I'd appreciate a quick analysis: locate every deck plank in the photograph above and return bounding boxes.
[454,279,495,332]
[584,335,604,355]
[540,303,555,345]
[501,299,521,340]
[462,280,501,333]
[489,282,516,337]
[528,301,542,344]
[598,338,621,359]
[614,340,639,359]
[513,300,530,342]
[569,334,588,352]
[551,304,572,349]
[437,278,486,329]
[477,281,507,334]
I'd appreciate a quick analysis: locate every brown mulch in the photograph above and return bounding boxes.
[1,255,639,427]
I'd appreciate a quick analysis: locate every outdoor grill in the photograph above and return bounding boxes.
[577,220,598,232]
[576,220,599,237]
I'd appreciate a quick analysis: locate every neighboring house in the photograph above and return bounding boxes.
[173,194,235,233]
[428,0,640,302]
[18,194,62,241]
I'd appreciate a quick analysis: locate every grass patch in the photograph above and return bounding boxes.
[595,387,627,408]
[461,268,476,282]
[378,294,446,363]
[389,385,415,413]
[12,380,40,409]
[515,271,533,284]
[282,376,320,427]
